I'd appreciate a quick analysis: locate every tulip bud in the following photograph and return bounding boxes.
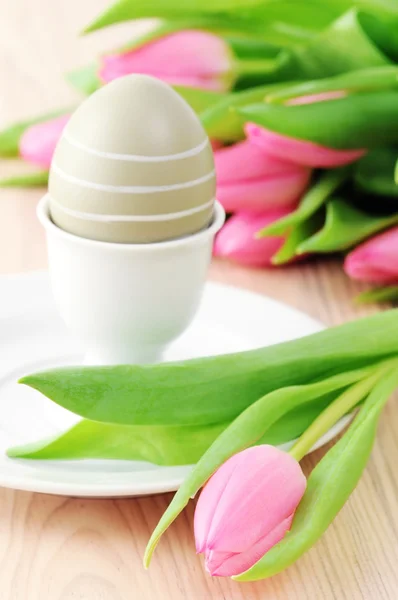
[194,445,306,577]
[344,226,398,284]
[245,123,366,168]
[214,140,311,213]
[213,211,291,267]
[99,30,234,92]
[19,114,70,169]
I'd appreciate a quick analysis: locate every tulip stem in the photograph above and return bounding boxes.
[234,58,284,77]
[288,359,397,461]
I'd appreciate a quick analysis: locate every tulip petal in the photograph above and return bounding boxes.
[194,451,244,554]
[19,114,70,169]
[207,514,294,577]
[213,211,290,267]
[214,139,311,212]
[217,170,310,213]
[344,226,398,284]
[214,140,300,183]
[99,31,232,91]
[246,123,366,168]
[196,446,306,555]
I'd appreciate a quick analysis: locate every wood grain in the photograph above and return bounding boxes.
[0,2,397,598]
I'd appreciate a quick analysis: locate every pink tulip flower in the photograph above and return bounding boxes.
[214,210,291,267]
[246,123,366,169]
[194,445,306,577]
[214,140,311,213]
[344,226,398,284]
[19,114,70,169]
[99,31,233,92]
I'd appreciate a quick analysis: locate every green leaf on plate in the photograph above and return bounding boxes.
[7,390,343,462]
[298,198,398,254]
[259,169,349,237]
[19,310,398,427]
[0,108,70,158]
[7,420,228,464]
[0,171,49,187]
[356,286,398,304]
[239,91,398,149]
[355,147,398,197]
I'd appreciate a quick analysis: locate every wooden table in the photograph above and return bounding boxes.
[0,2,397,598]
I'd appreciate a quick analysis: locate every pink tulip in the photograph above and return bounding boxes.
[214,140,311,213]
[245,123,366,169]
[194,445,306,577]
[213,210,292,267]
[344,226,398,284]
[99,31,233,92]
[19,114,70,169]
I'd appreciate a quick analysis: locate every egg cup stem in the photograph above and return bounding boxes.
[38,195,225,365]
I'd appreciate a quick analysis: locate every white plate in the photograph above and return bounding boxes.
[0,272,350,497]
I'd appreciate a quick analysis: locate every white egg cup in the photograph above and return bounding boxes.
[37,195,225,365]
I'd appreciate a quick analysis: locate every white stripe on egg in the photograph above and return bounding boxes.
[51,163,215,194]
[63,131,210,162]
[50,197,215,222]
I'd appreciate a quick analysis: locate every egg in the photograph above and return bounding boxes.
[48,75,216,243]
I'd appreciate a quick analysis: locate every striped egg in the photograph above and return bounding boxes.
[48,75,216,243]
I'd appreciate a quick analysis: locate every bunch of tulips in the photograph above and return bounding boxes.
[2,0,398,301]
[11,311,398,579]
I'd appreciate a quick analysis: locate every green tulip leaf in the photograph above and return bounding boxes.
[298,199,398,254]
[235,367,398,581]
[266,66,398,104]
[83,0,266,33]
[7,390,342,462]
[83,1,398,35]
[0,108,70,158]
[202,82,298,141]
[173,86,225,114]
[259,169,349,237]
[239,91,398,149]
[271,213,322,265]
[293,10,396,79]
[7,421,228,464]
[354,147,398,197]
[0,171,49,187]
[19,310,398,427]
[356,286,398,304]
[144,363,383,566]
[82,0,340,37]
